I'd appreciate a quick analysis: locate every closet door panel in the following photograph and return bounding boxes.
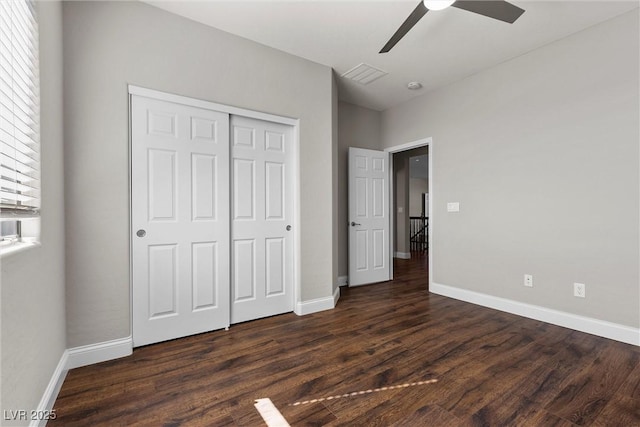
[132,95,230,347]
[231,115,294,323]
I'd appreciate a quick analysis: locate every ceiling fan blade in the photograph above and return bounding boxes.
[452,1,525,24]
[380,1,428,53]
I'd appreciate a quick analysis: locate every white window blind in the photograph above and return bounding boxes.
[0,0,40,218]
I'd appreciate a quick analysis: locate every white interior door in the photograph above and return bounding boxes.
[132,95,230,347]
[348,147,390,286]
[231,115,294,323]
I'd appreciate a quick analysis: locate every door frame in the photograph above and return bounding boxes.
[127,85,301,339]
[384,137,432,287]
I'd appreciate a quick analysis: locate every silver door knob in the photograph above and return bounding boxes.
[136,229,146,237]
[286,225,292,231]
[351,222,361,227]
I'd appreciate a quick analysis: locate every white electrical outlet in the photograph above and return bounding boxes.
[574,282,586,298]
[524,274,533,287]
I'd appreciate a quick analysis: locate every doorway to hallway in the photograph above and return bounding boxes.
[387,137,432,290]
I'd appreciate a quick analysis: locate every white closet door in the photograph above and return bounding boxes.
[231,115,294,323]
[131,95,230,347]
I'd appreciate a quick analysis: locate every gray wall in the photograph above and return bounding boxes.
[381,10,639,327]
[337,101,382,279]
[1,1,67,423]
[409,178,428,217]
[63,1,335,347]
[394,154,410,255]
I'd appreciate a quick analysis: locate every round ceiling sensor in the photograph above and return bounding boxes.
[407,82,423,90]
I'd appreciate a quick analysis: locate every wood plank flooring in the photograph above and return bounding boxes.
[51,255,640,426]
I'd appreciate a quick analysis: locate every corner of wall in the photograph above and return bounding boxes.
[332,70,340,294]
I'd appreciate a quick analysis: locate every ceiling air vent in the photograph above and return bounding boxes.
[341,63,388,85]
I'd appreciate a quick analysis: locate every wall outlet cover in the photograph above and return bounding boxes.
[524,274,533,287]
[574,282,586,298]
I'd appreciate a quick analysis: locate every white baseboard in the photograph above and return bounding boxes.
[31,338,132,426]
[431,282,640,346]
[30,350,69,427]
[394,252,411,259]
[66,336,133,370]
[337,276,348,287]
[295,288,339,316]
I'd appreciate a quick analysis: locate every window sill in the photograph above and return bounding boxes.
[0,240,40,258]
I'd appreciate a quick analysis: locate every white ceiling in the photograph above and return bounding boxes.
[144,1,639,111]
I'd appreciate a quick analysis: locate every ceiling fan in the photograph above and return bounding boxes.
[380,0,525,53]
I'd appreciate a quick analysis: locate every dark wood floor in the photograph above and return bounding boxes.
[52,254,640,426]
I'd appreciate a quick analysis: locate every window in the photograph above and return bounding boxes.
[0,0,40,251]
